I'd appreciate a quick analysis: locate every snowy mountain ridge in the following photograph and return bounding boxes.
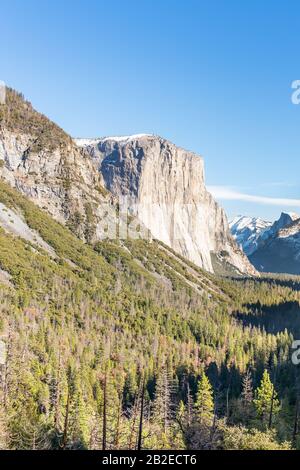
[230,212,300,273]
[229,215,272,255]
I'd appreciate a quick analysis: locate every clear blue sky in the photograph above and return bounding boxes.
[1,0,300,221]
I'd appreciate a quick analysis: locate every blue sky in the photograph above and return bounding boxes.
[1,0,300,221]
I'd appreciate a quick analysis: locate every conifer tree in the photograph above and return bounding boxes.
[195,372,214,425]
[254,370,280,427]
[137,377,145,451]
[242,370,252,402]
[152,367,175,433]
[241,369,254,422]
[176,400,186,432]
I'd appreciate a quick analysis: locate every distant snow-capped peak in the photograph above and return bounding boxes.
[230,215,271,233]
[271,212,299,233]
[229,216,272,256]
[230,212,300,257]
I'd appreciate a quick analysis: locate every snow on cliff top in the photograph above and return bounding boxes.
[74,134,153,147]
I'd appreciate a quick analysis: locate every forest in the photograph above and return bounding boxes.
[0,180,299,450]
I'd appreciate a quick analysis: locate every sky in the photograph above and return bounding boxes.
[1,0,300,221]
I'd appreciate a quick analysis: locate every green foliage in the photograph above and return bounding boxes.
[195,373,214,424]
[219,424,291,450]
[254,370,280,426]
[0,89,71,151]
[0,180,297,450]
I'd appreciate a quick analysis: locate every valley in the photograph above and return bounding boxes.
[0,88,299,450]
[0,179,298,450]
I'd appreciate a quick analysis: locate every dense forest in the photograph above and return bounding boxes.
[0,180,299,450]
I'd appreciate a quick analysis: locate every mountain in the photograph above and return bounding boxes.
[230,212,300,274]
[0,87,298,451]
[0,88,117,243]
[250,216,300,274]
[75,135,256,275]
[229,215,272,255]
[0,89,256,276]
[268,211,299,235]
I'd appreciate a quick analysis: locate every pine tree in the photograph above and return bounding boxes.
[62,365,73,450]
[186,382,194,427]
[242,369,253,405]
[240,369,255,423]
[102,369,108,450]
[176,400,186,431]
[137,377,145,451]
[195,372,214,425]
[254,370,280,427]
[152,367,175,433]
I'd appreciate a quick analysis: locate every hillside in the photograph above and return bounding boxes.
[0,180,298,449]
[0,88,112,243]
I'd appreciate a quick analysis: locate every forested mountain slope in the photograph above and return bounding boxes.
[0,88,256,276]
[0,180,298,450]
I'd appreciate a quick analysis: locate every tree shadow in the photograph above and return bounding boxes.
[231,275,300,292]
[234,300,300,336]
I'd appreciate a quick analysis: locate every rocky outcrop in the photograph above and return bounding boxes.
[0,127,117,242]
[249,215,300,274]
[76,135,257,275]
[0,89,119,243]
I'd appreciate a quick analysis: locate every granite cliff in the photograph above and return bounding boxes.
[76,135,256,275]
[0,88,256,275]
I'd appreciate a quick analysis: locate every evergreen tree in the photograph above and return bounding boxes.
[195,372,214,425]
[176,400,186,431]
[242,369,253,405]
[239,369,255,423]
[254,370,280,427]
[152,368,174,433]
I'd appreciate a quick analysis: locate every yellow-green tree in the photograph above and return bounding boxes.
[195,373,214,424]
[254,370,280,427]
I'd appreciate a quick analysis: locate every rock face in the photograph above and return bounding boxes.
[230,211,300,274]
[0,89,256,276]
[268,212,299,237]
[0,89,115,243]
[249,215,300,274]
[230,216,272,256]
[75,135,257,275]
